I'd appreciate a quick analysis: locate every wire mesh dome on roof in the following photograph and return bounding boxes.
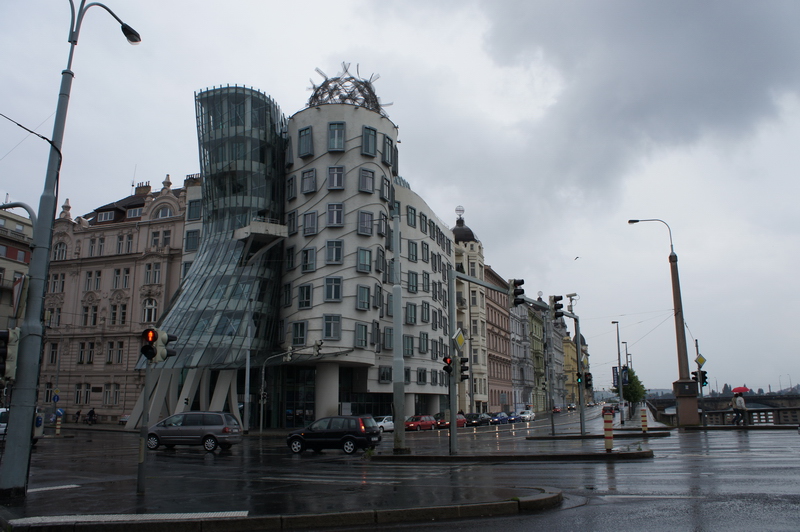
[307,62,389,117]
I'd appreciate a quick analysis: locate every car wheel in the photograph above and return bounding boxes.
[146,434,160,450]
[202,435,218,452]
[342,438,357,454]
[430,424,436,430]
[416,425,421,431]
[289,438,306,454]
[379,426,384,432]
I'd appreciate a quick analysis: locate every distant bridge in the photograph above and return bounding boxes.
[647,395,800,426]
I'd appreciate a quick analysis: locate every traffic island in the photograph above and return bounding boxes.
[370,449,654,462]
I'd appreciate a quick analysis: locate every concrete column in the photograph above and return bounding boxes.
[315,362,340,418]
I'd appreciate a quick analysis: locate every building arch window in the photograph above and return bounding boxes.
[53,242,67,261]
[155,206,174,219]
[142,298,158,323]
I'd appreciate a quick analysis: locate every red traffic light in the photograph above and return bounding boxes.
[443,357,453,365]
[143,328,158,343]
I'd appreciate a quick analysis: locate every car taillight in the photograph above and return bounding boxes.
[222,427,231,433]
[359,418,366,433]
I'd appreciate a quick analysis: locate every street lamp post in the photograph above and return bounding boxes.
[0,1,139,498]
[628,218,699,426]
[612,321,624,425]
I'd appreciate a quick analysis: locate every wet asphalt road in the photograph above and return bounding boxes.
[2,411,800,530]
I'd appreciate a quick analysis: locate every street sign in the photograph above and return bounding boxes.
[452,328,465,351]
[54,388,61,395]
[56,408,64,417]
[52,394,60,403]
[695,354,706,368]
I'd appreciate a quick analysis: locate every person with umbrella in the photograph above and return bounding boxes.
[731,387,749,426]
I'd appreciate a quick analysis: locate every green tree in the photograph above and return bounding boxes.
[612,367,647,404]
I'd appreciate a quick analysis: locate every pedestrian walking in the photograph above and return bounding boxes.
[731,393,747,426]
[74,410,82,423]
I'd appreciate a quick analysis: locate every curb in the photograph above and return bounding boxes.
[1,488,563,531]
[370,450,654,462]
[526,431,672,440]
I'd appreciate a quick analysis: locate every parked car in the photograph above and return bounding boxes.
[517,410,536,422]
[436,413,467,429]
[489,412,509,424]
[404,415,437,431]
[287,415,381,454]
[374,415,394,433]
[464,413,491,426]
[147,411,242,452]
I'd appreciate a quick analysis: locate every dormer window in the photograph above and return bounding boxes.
[97,211,114,222]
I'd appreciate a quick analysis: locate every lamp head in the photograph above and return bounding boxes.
[628,219,639,224]
[121,23,141,44]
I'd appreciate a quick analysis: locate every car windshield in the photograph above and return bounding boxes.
[361,417,377,428]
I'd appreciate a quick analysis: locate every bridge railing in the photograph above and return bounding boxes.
[705,408,800,426]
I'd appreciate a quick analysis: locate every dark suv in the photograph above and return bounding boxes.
[287,415,381,454]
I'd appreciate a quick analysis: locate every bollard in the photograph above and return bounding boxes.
[603,412,613,452]
[55,414,62,437]
[641,406,648,434]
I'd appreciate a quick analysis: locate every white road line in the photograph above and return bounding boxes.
[10,511,249,525]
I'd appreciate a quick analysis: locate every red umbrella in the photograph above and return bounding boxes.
[732,386,750,393]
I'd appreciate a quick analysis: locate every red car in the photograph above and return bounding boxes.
[435,413,467,429]
[404,415,437,431]
[552,406,562,414]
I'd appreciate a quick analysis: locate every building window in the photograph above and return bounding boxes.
[298,284,313,309]
[185,230,200,252]
[162,231,171,248]
[358,211,373,235]
[407,271,418,293]
[419,332,429,354]
[405,303,417,325]
[155,206,174,219]
[421,242,430,262]
[406,206,416,227]
[417,367,427,384]
[362,126,377,156]
[380,176,391,201]
[323,315,341,340]
[422,301,430,323]
[145,263,161,284]
[327,203,344,227]
[355,323,369,348]
[326,240,343,264]
[404,336,415,358]
[292,321,307,346]
[187,199,202,220]
[127,207,142,218]
[378,365,391,383]
[103,383,120,405]
[143,298,158,322]
[287,210,298,235]
[328,122,345,151]
[298,127,313,158]
[52,242,67,261]
[303,211,317,236]
[126,235,134,253]
[356,285,370,310]
[383,327,393,350]
[324,277,342,301]
[97,211,114,222]
[301,169,316,194]
[282,283,292,307]
[286,175,297,200]
[300,248,316,273]
[375,247,385,272]
[408,241,417,262]
[357,248,372,273]
[328,166,344,189]
[285,246,295,270]
[359,169,374,193]
[382,135,394,166]
[49,342,59,365]
[377,212,388,236]
[151,232,160,248]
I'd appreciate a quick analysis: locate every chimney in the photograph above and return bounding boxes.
[134,181,151,195]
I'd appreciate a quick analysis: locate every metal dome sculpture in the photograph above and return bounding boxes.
[307,62,389,116]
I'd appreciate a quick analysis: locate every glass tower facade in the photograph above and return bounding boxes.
[153,86,287,371]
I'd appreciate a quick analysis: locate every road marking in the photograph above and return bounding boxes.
[601,495,705,499]
[10,512,249,525]
[28,484,81,493]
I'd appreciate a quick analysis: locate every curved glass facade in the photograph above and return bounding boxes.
[152,86,287,370]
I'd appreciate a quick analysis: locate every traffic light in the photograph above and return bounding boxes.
[443,356,453,374]
[576,372,582,384]
[584,372,593,389]
[140,328,158,360]
[507,279,525,307]
[700,370,708,387]
[691,370,698,382]
[459,357,469,381]
[549,295,564,319]
[0,328,20,383]
[154,329,178,363]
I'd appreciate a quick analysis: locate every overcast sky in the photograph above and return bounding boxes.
[3,1,799,394]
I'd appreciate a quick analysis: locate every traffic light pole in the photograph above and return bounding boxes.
[696,339,707,427]
[560,306,586,436]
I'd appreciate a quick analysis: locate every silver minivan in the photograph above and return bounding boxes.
[147,411,242,452]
